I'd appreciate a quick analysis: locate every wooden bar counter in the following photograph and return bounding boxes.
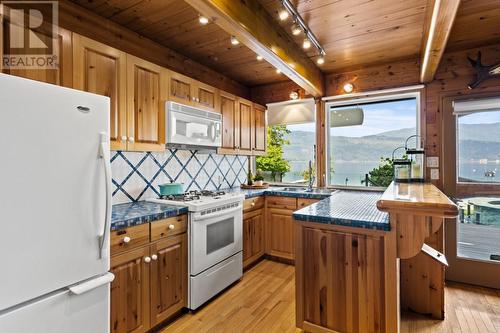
[293,183,458,333]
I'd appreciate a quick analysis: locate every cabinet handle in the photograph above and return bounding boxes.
[121,136,127,143]
[128,137,135,143]
[144,256,151,263]
[122,236,131,243]
[168,224,175,230]
[151,254,158,261]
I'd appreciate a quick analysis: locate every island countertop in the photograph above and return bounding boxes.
[292,190,389,231]
[376,182,458,218]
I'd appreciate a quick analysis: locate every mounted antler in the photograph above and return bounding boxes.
[467,51,500,89]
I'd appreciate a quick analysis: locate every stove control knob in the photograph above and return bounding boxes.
[144,256,151,263]
[151,254,158,261]
[168,224,175,230]
[123,236,131,243]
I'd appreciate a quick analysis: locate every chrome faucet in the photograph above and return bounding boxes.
[307,160,315,192]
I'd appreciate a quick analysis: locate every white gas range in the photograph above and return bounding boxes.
[149,190,245,310]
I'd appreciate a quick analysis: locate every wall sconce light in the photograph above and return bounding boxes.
[343,83,354,93]
[289,91,299,100]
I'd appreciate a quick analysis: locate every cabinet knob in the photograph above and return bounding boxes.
[144,256,151,263]
[251,202,255,207]
[168,224,175,230]
[128,137,135,143]
[122,236,131,243]
[151,254,158,261]
[121,136,127,143]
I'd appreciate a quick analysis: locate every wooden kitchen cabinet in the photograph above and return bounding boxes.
[219,91,238,153]
[168,71,194,106]
[252,103,267,155]
[150,233,187,327]
[267,208,296,261]
[110,245,151,333]
[126,55,167,152]
[168,71,219,113]
[243,208,265,268]
[238,97,253,154]
[193,81,219,112]
[1,24,73,88]
[72,34,127,151]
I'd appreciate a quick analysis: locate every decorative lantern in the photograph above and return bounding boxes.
[405,135,425,183]
[392,146,411,183]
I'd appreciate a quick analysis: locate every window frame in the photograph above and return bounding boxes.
[324,91,422,189]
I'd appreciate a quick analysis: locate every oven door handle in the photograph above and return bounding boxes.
[193,206,242,221]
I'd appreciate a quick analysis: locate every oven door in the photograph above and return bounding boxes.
[167,107,221,147]
[190,205,243,275]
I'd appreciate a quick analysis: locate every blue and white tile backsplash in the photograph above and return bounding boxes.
[111,149,249,204]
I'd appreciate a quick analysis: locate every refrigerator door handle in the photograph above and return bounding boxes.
[98,132,112,259]
[69,272,115,295]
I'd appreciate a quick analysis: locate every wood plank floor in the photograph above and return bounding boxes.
[161,259,500,333]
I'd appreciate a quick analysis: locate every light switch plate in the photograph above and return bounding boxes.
[427,156,439,168]
[430,168,439,180]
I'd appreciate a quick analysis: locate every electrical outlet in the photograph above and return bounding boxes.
[430,168,439,180]
[427,156,439,168]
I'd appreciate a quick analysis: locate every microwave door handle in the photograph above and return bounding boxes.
[194,205,242,221]
[210,123,216,142]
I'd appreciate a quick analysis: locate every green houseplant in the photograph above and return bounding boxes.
[254,170,264,186]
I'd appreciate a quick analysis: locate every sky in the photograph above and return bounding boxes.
[286,99,418,137]
[459,110,500,124]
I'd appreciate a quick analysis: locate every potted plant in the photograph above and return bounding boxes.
[254,170,264,186]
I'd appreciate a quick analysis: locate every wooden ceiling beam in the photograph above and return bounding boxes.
[420,0,461,83]
[184,0,324,97]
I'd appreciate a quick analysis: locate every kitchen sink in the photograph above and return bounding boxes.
[281,187,308,192]
[279,187,336,194]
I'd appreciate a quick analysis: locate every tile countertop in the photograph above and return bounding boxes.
[224,187,333,200]
[111,201,188,231]
[292,190,390,231]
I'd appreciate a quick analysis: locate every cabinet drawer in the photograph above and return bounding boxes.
[297,198,319,208]
[151,214,188,241]
[111,224,150,255]
[243,196,265,212]
[266,196,297,210]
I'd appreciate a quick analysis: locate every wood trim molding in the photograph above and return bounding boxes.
[185,0,324,97]
[420,0,461,83]
[57,0,250,98]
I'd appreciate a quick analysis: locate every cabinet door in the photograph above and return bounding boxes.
[110,246,150,333]
[2,23,72,88]
[267,208,295,260]
[150,233,187,326]
[253,103,267,155]
[169,71,193,105]
[220,92,237,151]
[73,34,127,151]
[193,81,219,112]
[238,98,252,154]
[252,212,265,258]
[242,215,253,263]
[126,55,166,152]
[243,209,265,268]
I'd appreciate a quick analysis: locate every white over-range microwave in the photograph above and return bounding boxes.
[165,101,222,149]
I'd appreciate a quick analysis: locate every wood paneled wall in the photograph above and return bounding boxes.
[250,43,500,190]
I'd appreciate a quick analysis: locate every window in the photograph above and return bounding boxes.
[256,99,316,184]
[456,104,500,184]
[326,95,419,187]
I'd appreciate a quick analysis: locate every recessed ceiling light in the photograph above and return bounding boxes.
[276,69,281,74]
[302,38,311,49]
[278,10,289,21]
[317,56,325,65]
[199,15,209,25]
[291,24,302,36]
[343,83,354,93]
[230,36,239,45]
[256,55,263,61]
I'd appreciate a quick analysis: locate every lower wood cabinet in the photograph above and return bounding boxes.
[110,217,187,333]
[243,208,265,268]
[266,208,296,260]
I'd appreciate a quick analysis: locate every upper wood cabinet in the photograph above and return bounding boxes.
[252,103,267,155]
[1,24,73,87]
[72,34,127,151]
[238,98,253,154]
[168,72,219,113]
[220,91,238,153]
[126,55,167,152]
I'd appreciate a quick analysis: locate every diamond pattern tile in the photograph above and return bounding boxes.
[111,149,249,204]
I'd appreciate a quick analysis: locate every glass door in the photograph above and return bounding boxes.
[442,95,500,289]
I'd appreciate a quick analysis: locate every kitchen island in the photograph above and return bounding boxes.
[293,182,458,333]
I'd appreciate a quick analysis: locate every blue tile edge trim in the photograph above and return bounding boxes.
[111,205,188,231]
[292,212,390,231]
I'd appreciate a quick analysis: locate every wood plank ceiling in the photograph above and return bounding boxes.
[70,0,500,88]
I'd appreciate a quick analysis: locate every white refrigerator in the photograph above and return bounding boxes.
[0,74,114,333]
